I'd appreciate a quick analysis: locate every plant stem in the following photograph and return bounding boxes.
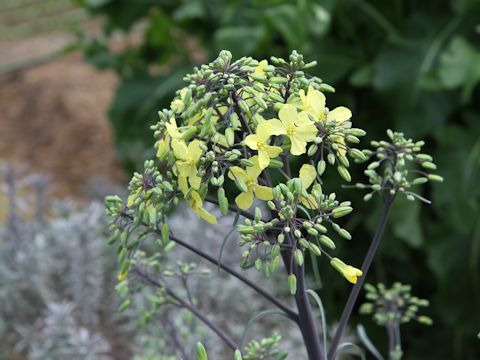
[169,234,299,322]
[133,267,239,350]
[328,196,395,359]
[387,322,396,356]
[282,237,325,360]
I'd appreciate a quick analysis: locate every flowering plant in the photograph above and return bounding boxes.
[105,51,442,359]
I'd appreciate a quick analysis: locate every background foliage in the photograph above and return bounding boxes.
[77,0,480,358]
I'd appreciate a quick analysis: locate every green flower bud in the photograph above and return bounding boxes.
[337,166,352,182]
[412,177,428,185]
[268,92,285,103]
[317,160,326,175]
[268,159,284,168]
[338,228,352,240]
[307,144,318,156]
[349,148,367,161]
[319,83,335,93]
[310,243,321,256]
[294,249,304,266]
[427,174,443,182]
[161,223,169,243]
[299,238,310,249]
[421,161,437,170]
[314,224,328,233]
[225,127,235,146]
[320,235,336,249]
[288,274,297,295]
[332,206,353,218]
[238,99,250,113]
[417,316,433,326]
[218,188,228,216]
[328,153,336,165]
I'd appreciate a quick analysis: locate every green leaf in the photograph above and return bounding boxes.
[196,342,208,360]
[438,36,480,101]
[390,196,423,248]
[356,325,384,360]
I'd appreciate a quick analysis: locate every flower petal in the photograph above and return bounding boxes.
[187,140,203,161]
[328,106,352,124]
[258,149,270,169]
[171,139,188,160]
[253,185,274,201]
[265,145,282,158]
[290,135,307,155]
[228,166,247,182]
[278,104,297,125]
[195,207,218,224]
[299,164,317,189]
[244,134,260,150]
[266,119,286,136]
[236,191,254,210]
[307,86,326,119]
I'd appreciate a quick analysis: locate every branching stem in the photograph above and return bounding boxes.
[133,267,239,350]
[168,234,299,322]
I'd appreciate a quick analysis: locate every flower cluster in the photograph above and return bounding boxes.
[106,50,369,288]
[354,130,443,203]
[359,282,432,327]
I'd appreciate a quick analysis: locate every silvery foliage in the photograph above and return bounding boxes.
[0,164,347,359]
[0,165,119,359]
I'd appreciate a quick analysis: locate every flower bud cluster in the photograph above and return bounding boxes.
[360,282,432,326]
[355,129,443,203]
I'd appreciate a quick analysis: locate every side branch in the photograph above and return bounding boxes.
[133,267,238,350]
[327,196,395,359]
[169,233,299,322]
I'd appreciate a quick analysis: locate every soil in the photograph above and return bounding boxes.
[0,52,125,199]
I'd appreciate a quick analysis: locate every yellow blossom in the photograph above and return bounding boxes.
[299,86,352,156]
[244,121,283,169]
[117,271,128,281]
[271,104,317,155]
[188,190,217,224]
[157,118,183,159]
[255,59,268,77]
[330,257,363,284]
[170,87,188,114]
[171,139,203,193]
[298,164,319,209]
[228,156,273,209]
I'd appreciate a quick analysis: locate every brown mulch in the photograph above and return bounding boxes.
[0,52,125,199]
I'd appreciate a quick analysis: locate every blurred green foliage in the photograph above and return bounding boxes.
[77,0,480,358]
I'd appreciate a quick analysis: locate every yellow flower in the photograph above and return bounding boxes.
[188,190,217,224]
[300,85,352,124]
[157,118,183,159]
[117,271,128,281]
[272,104,317,155]
[228,156,273,210]
[298,164,319,209]
[330,257,363,284]
[244,121,283,169]
[299,86,352,156]
[255,59,268,78]
[171,139,203,193]
[170,87,188,114]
